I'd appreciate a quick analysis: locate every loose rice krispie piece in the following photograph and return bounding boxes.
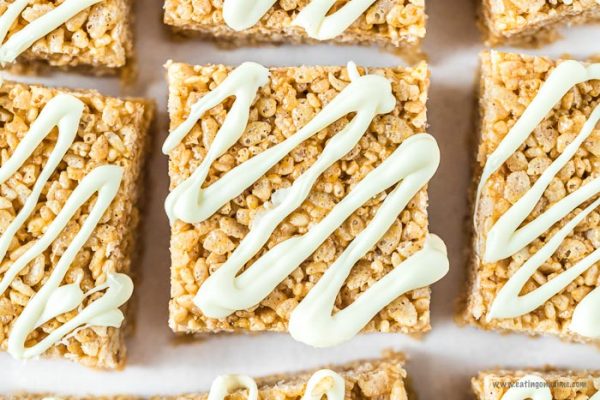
[167,62,435,337]
[472,369,600,399]
[0,0,135,74]
[0,81,154,368]
[480,0,600,46]
[462,51,600,344]
[163,0,426,58]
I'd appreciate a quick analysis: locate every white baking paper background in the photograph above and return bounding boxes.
[0,0,599,398]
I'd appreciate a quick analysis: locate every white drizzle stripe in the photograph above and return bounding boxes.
[287,136,448,347]
[0,94,84,267]
[488,197,600,320]
[208,370,344,400]
[221,0,376,40]
[222,0,276,31]
[293,0,378,40]
[0,93,133,359]
[500,375,551,400]
[163,62,270,224]
[164,62,396,225]
[477,57,600,338]
[164,62,449,347]
[485,105,600,263]
[0,0,103,63]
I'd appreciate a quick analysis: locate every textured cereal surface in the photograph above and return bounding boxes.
[167,62,431,335]
[0,0,133,71]
[0,82,153,369]
[156,353,409,400]
[463,51,600,343]
[163,0,426,51]
[481,0,600,45]
[472,369,600,399]
[5,354,409,400]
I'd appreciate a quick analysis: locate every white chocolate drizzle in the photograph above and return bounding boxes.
[208,369,345,400]
[500,375,600,400]
[164,62,449,347]
[0,93,133,359]
[222,0,377,40]
[0,0,103,64]
[476,58,600,338]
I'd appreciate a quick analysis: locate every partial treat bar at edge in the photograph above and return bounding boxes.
[473,369,600,399]
[166,61,435,336]
[0,0,135,74]
[162,0,426,57]
[4,353,411,399]
[461,50,600,344]
[480,0,600,46]
[0,81,154,369]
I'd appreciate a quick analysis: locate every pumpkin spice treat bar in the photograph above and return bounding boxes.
[0,0,135,73]
[164,60,449,347]
[4,353,412,399]
[0,81,154,368]
[480,0,600,46]
[163,0,426,57]
[472,369,600,399]
[462,50,600,344]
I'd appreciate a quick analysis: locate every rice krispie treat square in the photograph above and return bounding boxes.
[165,60,449,346]
[0,81,154,368]
[0,0,134,74]
[163,0,426,58]
[462,51,600,344]
[480,0,600,46]
[472,369,600,399]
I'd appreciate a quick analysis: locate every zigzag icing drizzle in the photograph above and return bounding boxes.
[208,369,345,400]
[163,62,449,347]
[0,0,103,64]
[0,93,133,359]
[500,375,600,400]
[222,0,377,40]
[476,58,600,338]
